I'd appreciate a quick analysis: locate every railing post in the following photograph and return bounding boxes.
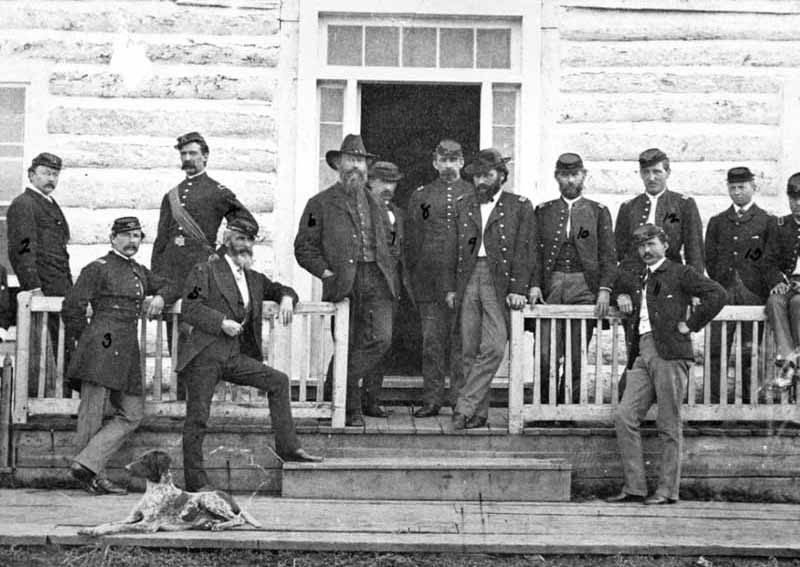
[331,299,349,428]
[508,309,524,434]
[0,355,13,471]
[13,291,32,424]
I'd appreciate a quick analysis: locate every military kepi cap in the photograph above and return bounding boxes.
[555,152,584,172]
[227,217,259,239]
[727,166,754,184]
[434,139,463,159]
[464,148,512,175]
[787,172,800,196]
[369,161,403,182]
[638,148,668,168]
[174,131,207,150]
[325,134,377,171]
[112,216,142,234]
[30,152,62,171]
[632,223,667,245]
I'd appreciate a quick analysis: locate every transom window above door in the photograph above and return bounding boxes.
[322,16,520,71]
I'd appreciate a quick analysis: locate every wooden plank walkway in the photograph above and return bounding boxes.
[1,489,798,556]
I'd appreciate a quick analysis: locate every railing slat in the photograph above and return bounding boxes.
[533,318,541,405]
[37,313,48,399]
[508,310,524,434]
[54,316,65,398]
[720,321,728,406]
[734,321,743,406]
[548,319,557,406]
[750,320,759,406]
[564,319,572,405]
[153,319,163,402]
[594,318,602,405]
[700,328,709,406]
[170,313,179,401]
[610,319,619,406]
[13,292,33,423]
[331,299,349,428]
[579,318,588,405]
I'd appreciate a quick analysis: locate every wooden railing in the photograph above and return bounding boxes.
[12,292,349,428]
[508,305,800,433]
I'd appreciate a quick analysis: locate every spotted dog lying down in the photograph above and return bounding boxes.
[78,450,262,536]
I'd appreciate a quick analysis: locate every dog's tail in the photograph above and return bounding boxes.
[240,508,262,529]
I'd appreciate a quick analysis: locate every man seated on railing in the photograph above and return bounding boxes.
[763,172,800,388]
[66,217,180,495]
[178,217,321,493]
[608,224,725,505]
[528,152,617,404]
[705,166,773,403]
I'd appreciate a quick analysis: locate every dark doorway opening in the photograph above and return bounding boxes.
[361,83,480,376]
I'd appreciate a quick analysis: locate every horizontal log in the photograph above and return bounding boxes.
[48,135,276,172]
[560,7,800,41]
[0,1,280,36]
[0,35,278,67]
[49,68,276,100]
[559,0,800,13]
[48,106,275,138]
[56,168,275,212]
[563,40,800,68]
[561,70,783,94]
[558,123,780,161]
[558,93,779,125]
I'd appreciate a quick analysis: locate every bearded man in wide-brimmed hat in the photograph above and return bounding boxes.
[294,134,401,426]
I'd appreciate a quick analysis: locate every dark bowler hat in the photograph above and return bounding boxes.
[638,148,668,168]
[464,148,512,175]
[787,172,800,196]
[325,134,377,171]
[227,217,259,239]
[632,223,667,245]
[555,152,584,172]
[111,216,143,234]
[727,166,754,184]
[434,139,463,159]
[369,161,403,182]
[174,131,207,150]
[30,152,62,171]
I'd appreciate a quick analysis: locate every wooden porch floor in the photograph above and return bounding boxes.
[1,489,798,556]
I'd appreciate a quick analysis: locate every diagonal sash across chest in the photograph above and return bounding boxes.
[167,184,215,252]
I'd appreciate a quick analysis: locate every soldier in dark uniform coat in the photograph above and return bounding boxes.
[444,148,534,429]
[405,140,473,417]
[529,153,617,404]
[66,217,179,495]
[762,173,800,386]
[178,218,320,491]
[294,135,400,426]
[615,148,704,276]
[608,224,725,505]
[704,167,772,403]
[7,152,73,395]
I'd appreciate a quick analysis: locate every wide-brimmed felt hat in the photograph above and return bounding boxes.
[464,148,512,176]
[325,134,377,171]
[369,161,403,182]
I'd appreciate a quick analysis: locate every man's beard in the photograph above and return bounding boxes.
[229,244,253,268]
[476,179,502,204]
[342,168,366,192]
[439,168,459,183]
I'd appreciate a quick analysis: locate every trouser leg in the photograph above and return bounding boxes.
[766,292,795,360]
[652,356,688,500]
[181,363,219,491]
[419,301,448,407]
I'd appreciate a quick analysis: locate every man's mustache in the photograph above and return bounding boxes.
[181,162,196,169]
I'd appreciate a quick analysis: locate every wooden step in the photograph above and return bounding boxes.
[282,455,571,501]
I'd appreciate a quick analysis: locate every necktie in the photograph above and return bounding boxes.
[641,269,650,289]
[565,202,573,235]
[646,197,657,225]
[737,207,745,218]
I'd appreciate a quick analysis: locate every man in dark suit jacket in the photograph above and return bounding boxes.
[704,167,772,403]
[444,148,534,430]
[7,152,73,395]
[178,218,321,491]
[529,153,617,404]
[294,134,400,426]
[405,140,473,417]
[608,224,725,505]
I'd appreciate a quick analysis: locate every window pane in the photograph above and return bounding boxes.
[319,123,343,159]
[365,26,399,67]
[0,160,23,201]
[0,88,25,114]
[493,90,516,126]
[0,145,23,158]
[493,126,515,187]
[402,27,436,67]
[320,86,344,123]
[439,28,473,68]
[319,159,338,189]
[0,87,25,143]
[477,28,511,69]
[328,25,363,66]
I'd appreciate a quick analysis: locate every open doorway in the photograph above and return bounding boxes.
[360,83,480,375]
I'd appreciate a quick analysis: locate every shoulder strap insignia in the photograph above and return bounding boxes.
[597,202,606,209]
[518,195,528,202]
[456,194,465,201]
[778,216,785,226]
[92,258,107,265]
[415,185,424,192]
[681,194,690,200]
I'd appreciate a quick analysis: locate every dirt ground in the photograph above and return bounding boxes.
[1,547,799,567]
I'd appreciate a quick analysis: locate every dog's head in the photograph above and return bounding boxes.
[125,450,172,483]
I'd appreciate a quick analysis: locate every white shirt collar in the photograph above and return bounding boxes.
[28,186,54,202]
[646,189,666,201]
[736,201,755,213]
[562,195,582,207]
[186,169,206,180]
[647,257,667,273]
[481,189,503,207]
[224,253,244,276]
[111,249,131,261]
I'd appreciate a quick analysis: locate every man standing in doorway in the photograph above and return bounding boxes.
[294,134,400,427]
[8,152,73,396]
[704,167,772,403]
[406,140,473,417]
[608,224,725,505]
[445,148,534,430]
[529,153,616,404]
